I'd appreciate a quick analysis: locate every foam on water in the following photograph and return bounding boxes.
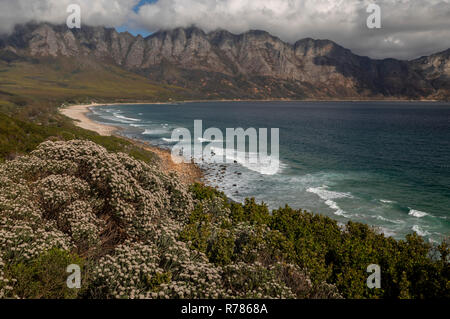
[408,209,429,218]
[204,146,286,175]
[97,115,131,124]
[307,186,353,218]
[412,225,431,237]
[373,215,404,224]
[379,227,397,238]
[112,113,141,122]
[142,128,172,135]
[198,137,224,143]
[89,108,102,116]
[161,137,181,143]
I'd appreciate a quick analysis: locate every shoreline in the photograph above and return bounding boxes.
[59,99,449,185]
[60,103,118,136]
[62,98,447,112]
[59,103,203,185]
[58,97,450,133]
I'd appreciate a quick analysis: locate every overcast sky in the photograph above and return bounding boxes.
[0,0,449,60]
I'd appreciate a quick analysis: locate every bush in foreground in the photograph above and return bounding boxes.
[0,140,337,299]
[0,140,448,299]
[186,185,449,299]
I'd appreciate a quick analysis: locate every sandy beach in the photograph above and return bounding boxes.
[60,103,203,184]
[60,103,117,136]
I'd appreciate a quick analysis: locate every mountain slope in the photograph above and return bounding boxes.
[1,23,449,100]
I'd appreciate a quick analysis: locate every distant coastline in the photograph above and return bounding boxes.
[59,98,449,141]
[59,98,448,132]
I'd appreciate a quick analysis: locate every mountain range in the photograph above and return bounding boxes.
[1,23,449,100]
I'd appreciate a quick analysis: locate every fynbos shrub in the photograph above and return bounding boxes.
[0,140,337,299]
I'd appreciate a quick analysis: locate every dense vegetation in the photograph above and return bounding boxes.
[185,185,449,299]
[0,112,158,164]
[0,140,340,299]
[0,140,447,299]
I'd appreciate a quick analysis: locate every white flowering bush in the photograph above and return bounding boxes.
[89,238,225,299]
[0,140,340,299]
[222,262,297,299]
[0,140,195,298]
[58,200,105,247]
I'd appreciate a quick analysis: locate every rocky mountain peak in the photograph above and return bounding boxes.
[1,23,449,100]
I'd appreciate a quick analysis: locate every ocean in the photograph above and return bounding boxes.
[88,101,450,242]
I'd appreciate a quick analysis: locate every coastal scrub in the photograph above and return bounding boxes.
[0,140,336,299]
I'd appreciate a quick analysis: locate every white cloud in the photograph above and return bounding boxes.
[0,0,138,34]
[134,0,450,59]
[0,0,449,60]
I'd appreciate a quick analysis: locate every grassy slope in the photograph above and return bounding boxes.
[0,111,160,164]
[0,57,192,162]
[0,57,189,103]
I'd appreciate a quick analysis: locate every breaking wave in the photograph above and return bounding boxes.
[412,225,430,237]
[408,209,428,218]
[203,146,285,175]
[307,186,353,218]
[112,113,140,122]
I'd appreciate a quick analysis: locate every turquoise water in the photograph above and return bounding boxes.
[88,101,450,242]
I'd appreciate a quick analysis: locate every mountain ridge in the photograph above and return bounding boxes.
[1,23,449,100]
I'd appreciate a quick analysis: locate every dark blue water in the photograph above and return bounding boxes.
[89,101,450,242]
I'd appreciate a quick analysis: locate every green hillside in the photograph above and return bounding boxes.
[0,57,190,161]
[0,57,191,119]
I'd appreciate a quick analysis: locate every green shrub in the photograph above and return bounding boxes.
[4,248,83,299]
[187,183,449,299]
[231,198,271,225]
[269,206,449,299]
[207,227,235,266]
[0,112,157,164]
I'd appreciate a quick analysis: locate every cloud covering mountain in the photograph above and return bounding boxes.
[0,0,139,33]
[0,0,449,60]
